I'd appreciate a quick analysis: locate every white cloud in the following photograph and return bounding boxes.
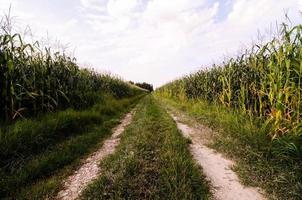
[208,0,301,55]
[80,0,107,11]
[0,0,14,13]
[64,0,302,86]
[107,0,139,17]
[1,0,301,87]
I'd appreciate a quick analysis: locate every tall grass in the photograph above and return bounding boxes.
[0,19,143,122]
[157,23,302,142]
[0,94,143,198]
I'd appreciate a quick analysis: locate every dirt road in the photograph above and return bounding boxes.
[56,110,135,200]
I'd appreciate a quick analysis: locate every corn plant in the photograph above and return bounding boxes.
[156,24,302,139]
[0,23,144,122]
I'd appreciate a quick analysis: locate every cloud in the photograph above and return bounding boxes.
[107,0,139,17]
[1,0,301,87]
[0,0,14,13]
[208,0,301,54]
[80,0,107,11]
[70,0,302,87]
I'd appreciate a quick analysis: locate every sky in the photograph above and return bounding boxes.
[0,0,301,87]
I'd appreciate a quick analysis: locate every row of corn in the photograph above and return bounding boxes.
[0,31,143,122]
[156,24,302,138]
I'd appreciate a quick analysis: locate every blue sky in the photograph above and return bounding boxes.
[0,0,301,87]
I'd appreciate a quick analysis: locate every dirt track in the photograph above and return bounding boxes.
[56,110,135,200]
[171,113,266,200]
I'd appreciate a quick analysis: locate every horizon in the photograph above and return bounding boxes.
[1,0,302,87]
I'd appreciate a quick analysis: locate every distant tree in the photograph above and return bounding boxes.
[135,82,154,92]
[128,81,134,85]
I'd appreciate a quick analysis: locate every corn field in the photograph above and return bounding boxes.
[0,29,143,122]
[157,24,302,139]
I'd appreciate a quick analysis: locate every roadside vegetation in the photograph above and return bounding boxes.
[155,23,302,200]
[0,95,143,199]
[0,18,147,199]
[0,21,143,123]
[80,96,210,200]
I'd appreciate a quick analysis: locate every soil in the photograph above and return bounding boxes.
[56,110,135,200]
[171,113,266,200]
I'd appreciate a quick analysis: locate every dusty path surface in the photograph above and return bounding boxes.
[170,113,266,200]
[56,110,135,200]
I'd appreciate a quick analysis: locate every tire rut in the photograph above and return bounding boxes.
[170,113,266,200]
[56,110,135,200]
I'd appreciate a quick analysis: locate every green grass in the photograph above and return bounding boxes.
[0,94,144,199]
[80,96,210,200]
[157,96,302,200]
